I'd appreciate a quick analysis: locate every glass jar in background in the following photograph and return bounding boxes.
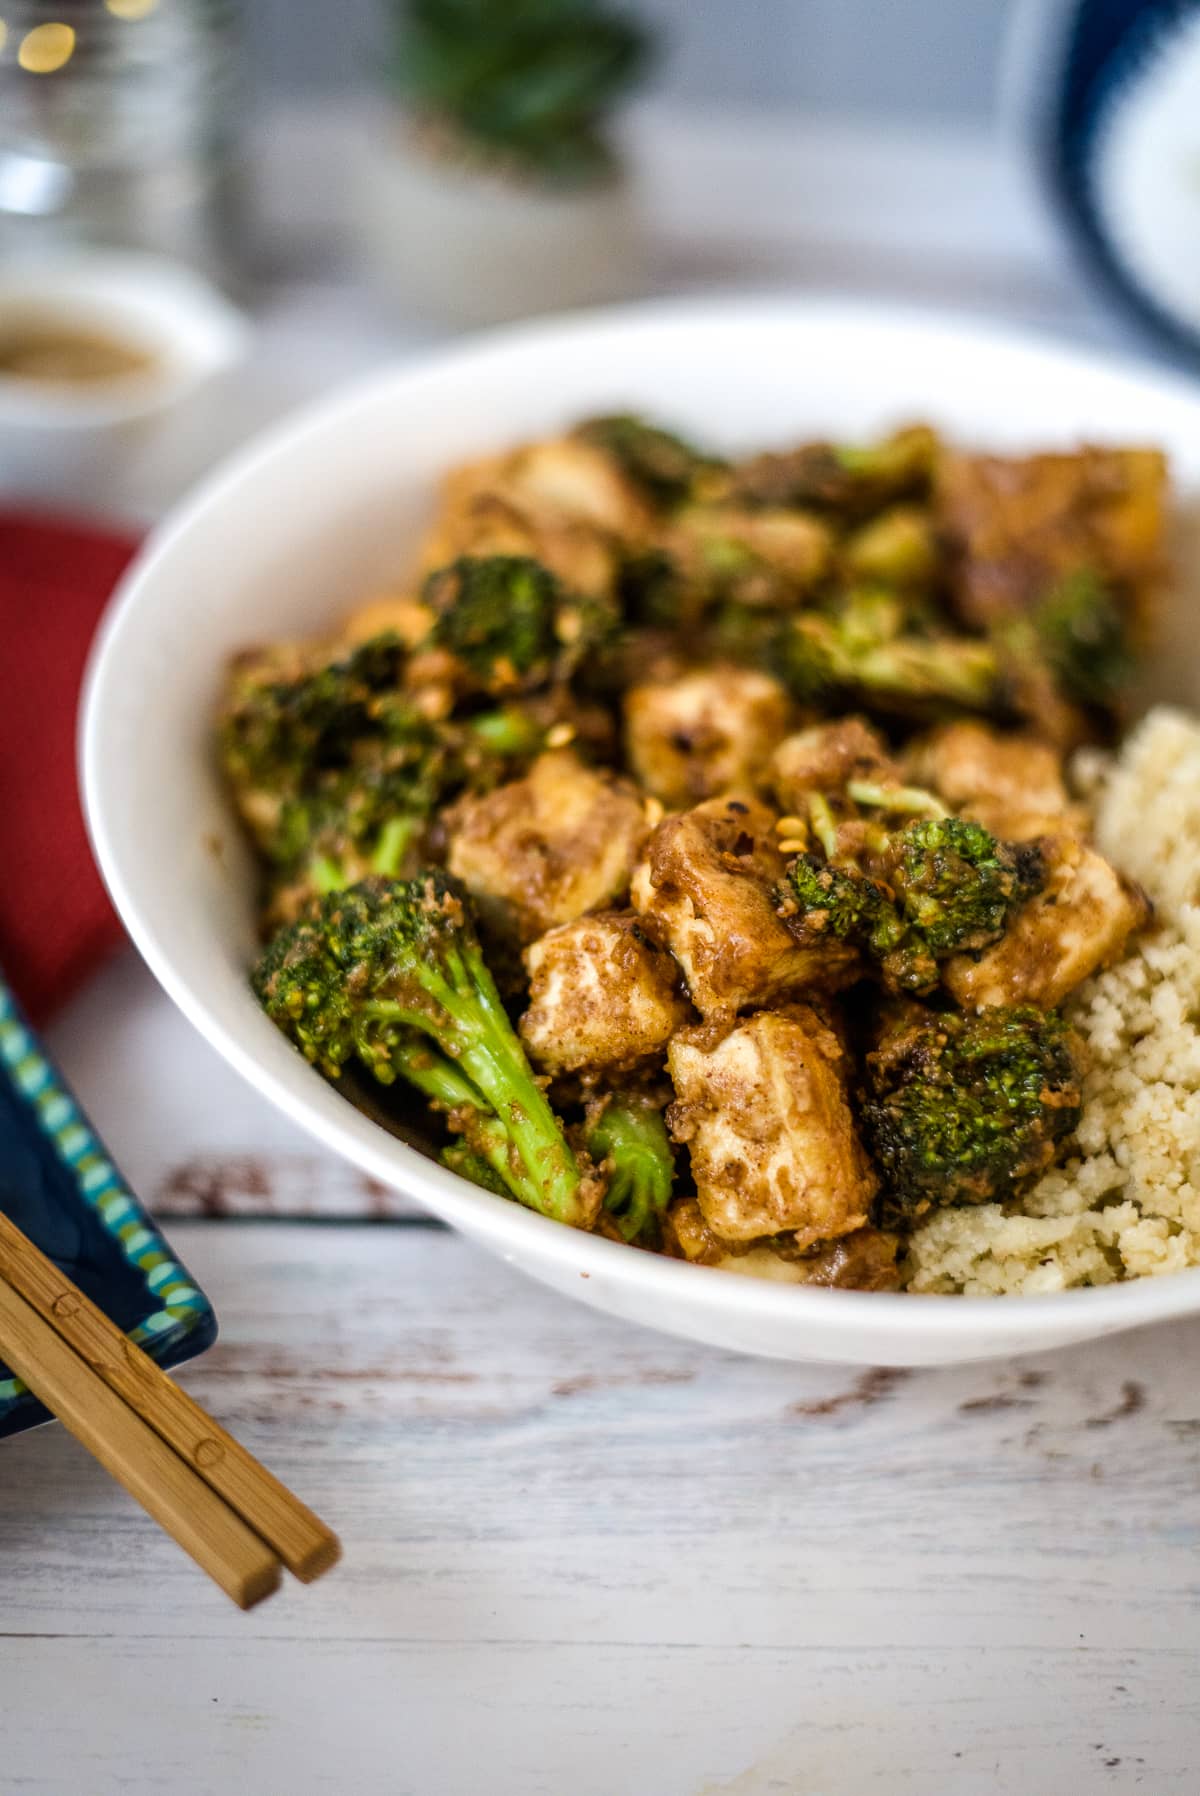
[0,0,246,287]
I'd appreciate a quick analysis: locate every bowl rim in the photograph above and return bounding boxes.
[80,290,1200,1340]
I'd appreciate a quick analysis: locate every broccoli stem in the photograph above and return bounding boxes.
[364,1032,537,1201]
[806,793,841,860]
[363,934,588,1227]
[372,813,422,875]
[463,706,545,758]
[308,812,422,898]
[846,780,946,817]
[584,1096,675,1245]
[253,873,594,1229]
[440,1141,511,1197]
[851,636,998,710]
[311,853,347,896]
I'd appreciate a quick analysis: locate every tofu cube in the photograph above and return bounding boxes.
[624,665,791,808]
[631,795,857,1018]
[665,1199,899,1290]
[447,751,649,945]
[667,1007,877,1247]
[943,830,1151,1009]
[769,717,898,812]
[938,446,1166,631]
[905,721,1068,819]
[520,911,691,1076]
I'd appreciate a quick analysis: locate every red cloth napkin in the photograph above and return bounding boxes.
[1,511,140,1023]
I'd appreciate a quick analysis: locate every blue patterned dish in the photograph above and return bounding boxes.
[0,974,216,1440]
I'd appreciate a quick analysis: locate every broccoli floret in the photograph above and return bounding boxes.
[252,873,595,1227]
[893,817,1044,959]
[583,1094,676,1245]
[842,505,938,588]
[258,698,551,921]
[725,425,937,518]
[863,1005,1084,1220]
[1033,568,1131,708]
[773,606,1001,718]
[269,761,433,913]
[575,413,723,507]
[423,555,560,691]
[779,789,1042,995]
[218,634,422,854]
[422,554,617,694]
[251,905,358,1074]
[785,854,906,960]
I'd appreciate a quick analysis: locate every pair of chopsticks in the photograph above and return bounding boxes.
[0,1211,339,1608]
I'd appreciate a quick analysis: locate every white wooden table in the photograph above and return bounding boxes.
[5,108,1199,1795]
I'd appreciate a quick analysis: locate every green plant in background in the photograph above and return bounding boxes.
[390,0,653,184]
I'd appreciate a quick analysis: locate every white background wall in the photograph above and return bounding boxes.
[244,0,1015,124]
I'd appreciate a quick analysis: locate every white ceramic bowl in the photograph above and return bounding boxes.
[82,296,1200,1365]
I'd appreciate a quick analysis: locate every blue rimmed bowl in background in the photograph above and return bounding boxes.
[0,972,216,1440]
[1006,0,1200,366]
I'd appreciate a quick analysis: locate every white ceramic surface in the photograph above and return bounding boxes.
[0,252,248,502]
[81,296,1200,1365]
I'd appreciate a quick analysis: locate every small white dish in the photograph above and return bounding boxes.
[81,295,1200,1365]
[0,252,248,503]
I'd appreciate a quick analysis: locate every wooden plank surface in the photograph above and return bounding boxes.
[3,1220,1199,1793]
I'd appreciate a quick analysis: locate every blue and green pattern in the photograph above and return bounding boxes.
[0,976,216,1437]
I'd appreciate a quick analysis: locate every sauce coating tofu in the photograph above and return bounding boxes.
[943,830,1151,1009]
[667,1007,877,1247]
[938,446,1166,631]
[446,751,649,945]
[416,435,654,607]
[520,911,691,1076]
[418,489,621,604]
[905,721,1068,819]
[769,716,898,812]
[631,794,857,1018]
[427,437,653,557]
[624,665,791,808]
[665,1200,899,1289]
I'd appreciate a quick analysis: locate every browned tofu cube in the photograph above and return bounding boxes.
[943,831,1151,1009]
[519,911,691,1076]
[769,717,898,812]
[624,665,791,808]
[667,1007,877,1247]
[664,1199,899,1289]
[905,721,1069,819]
[446,751,649,945]
[417,490,622,605]
[938,446,1167,632]
[427,436,652,555]
[631,795,856,1018]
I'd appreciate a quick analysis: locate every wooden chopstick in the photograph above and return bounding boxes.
[0,1273,280,1608]
[0,1212,340,1602]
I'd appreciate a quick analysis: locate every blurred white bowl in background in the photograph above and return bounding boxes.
[81,295,1200,1365]
[0,252,248,505]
